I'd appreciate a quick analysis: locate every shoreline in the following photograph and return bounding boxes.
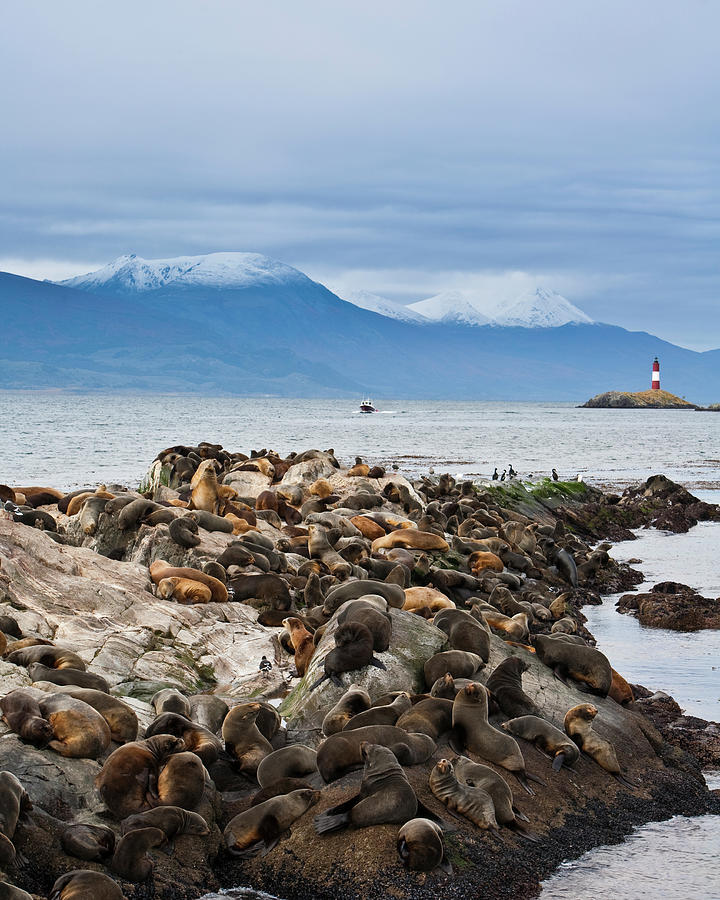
[0,450,718,899]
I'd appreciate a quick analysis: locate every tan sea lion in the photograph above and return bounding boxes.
[564,704,634,785]
[190,459,222,513]
[350,515,386,540]
[95,735,184,819]
[397,817,450,872]
[157,575,213,604]
[156,751,206,809]
[224,788,319,857]
[38,693,111,758]
[145,712,222,765]
[429,758,499,832]
[502,716,580,771]
[110,826,166,881]
[403,586,455,616]
[49,870,126,900]
[321,685,372,736]
[32,684,138,743]
[256,745,318,788]
[468,550,504,574]
[315,742,419,833]
[282,617,315,677]
[480,610,529,641]
[609,668,634,705]
[371,530,449,553]
[149,560,228,603]
[221,703,273,775]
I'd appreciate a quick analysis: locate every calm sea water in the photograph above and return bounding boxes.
[1,394,718,491]
[1,393,717,898]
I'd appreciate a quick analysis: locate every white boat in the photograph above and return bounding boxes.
[359,398,376,413]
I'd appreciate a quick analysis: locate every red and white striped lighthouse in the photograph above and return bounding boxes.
[651,357,660,390]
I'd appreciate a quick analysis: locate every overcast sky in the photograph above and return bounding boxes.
[1,1,719,348]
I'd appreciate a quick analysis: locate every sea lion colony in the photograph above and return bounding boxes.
[0,444,714,898]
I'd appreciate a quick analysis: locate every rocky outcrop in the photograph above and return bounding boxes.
[632,688,720,770]
[581,390,698,409]
[617,582,720,630]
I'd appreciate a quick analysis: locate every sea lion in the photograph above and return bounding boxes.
[452,684,541,794]
[156,751,206,809]
[397,817,450,873]
[502,716,580,771]
[423,650,484,688]
[429,673,459,699]
[0,616,21,638]
[336,601,392,652]
[371,530,449,553]
[226,573,291,610]
[0,881,33,899]
[152,688,191,718]
[256,745,318,788]
[322,685,372,736]
[480,610,529,641]
[0,772,32,847]
[227,701,280,741]
[188,694,229,733]
[145,712,222,765]
[485,657,541,718]
[609,668,634,706]
[282,617,315,677]
[95,735,184,819]
[429,759,499,832]
[12,507,57,530]
[224,788,319,857]
[343,693,412,731]
[168,516,200,548]
[6,644,86,670]
[433,607,491,659]
[395,698,454,741]
[468,550,504,575]
[551,617,577,634]
[49,870,125,900]
[564,704,633,785]
[350,515,386,540]
[403,586,455,616]
[0,689,54,746]
[189,510,233,533]
[120,806,209,838]
[78,495,109,535]
[27,663,109,692]
[310,621,386,691]
[38,693,112,758]
[32,684,138,743]
[555,548,578,587]
[149,560,228,603]
[117,498,160,530]
[190,460,222,514]
[250,778,314,806]
[452,755,537,838]
[3,636,53,655]
[317,725,436,783]
[322,579,405,613]
[221,703,273,775]
[110,826,166,881]
[533,635,612,697]
[315,742,419,833]
[61,824,116,861]
[157,575,213,605]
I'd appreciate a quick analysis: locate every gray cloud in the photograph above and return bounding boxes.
[1,0,719,349]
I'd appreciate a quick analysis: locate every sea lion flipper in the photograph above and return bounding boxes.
[515,773,535,796]
[330,673,344,688]
[369,657,386,670]
[511,805,530,823]
[509,820,542,842]
[526,771,547,787]
[314,810,351,834]
[615,773,637,788]
[552,752,566,772]
[309,673,329,692]
[415,798,446,826]
[439,852,454,875]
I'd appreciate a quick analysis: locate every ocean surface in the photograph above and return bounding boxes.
[1,393,718,898]
[1,394,718,491]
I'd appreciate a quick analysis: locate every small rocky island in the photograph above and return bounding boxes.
[0,452,718,900]
[581,389,698,409]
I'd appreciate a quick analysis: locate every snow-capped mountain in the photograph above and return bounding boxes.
[340,289,426,323]
[60,252,310,294]
[408,290,492,326]
[492,287,593,327]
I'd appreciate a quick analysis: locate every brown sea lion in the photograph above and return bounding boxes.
[49,870,126,900]
[423,650,484,688]
[433,607,491,659]
[0,616,21,639]
[343,692,412,731]
[310,621,386,691]
[534,635,612,697]
[27,663,109,692]
[188,694,229,733]
[502,716,580,771]
[564,704,633,785]
[396,697,454,741]
[120,806,209,838]
[453,755,536,836]
[397,817,451,872]
[609,668,634,705]
[6,644,86,670]
[168,516,200,549]
[282,617,315,677]
[226,573,291,610]
[336,600,392,651]
[485,656,541,718]
[3,636,53,655]
[110,826,166,881]
[429,758,499,832]
[452,684,542,794]
[156,751,206,809]
[149,560,228,603]
[0,880,33,899]
[221,703,273,775]
[429,673,459,699]
[317,725,436,783]
[32,684,138,743]
[250,778,313,806]
[256,745,318,788]
[315,742,419,833]
[95,735,184,819]
[0,771,32,846]
[224,788,320,857]
[228,701,280,741]
[321,685,372,736]
[0,689,54,746]
[151,688,191,718]
[38,693,111,758]
[61,824,116,861]
[323,579,405,613]
[145,712,222,765]
[480,610,530,642]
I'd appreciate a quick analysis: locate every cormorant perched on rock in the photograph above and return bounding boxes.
[552,468,559,481]
[492,468,499,480]
[508,464,517,478]
[500,470,507,482]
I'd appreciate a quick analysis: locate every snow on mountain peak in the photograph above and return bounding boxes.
[407,290,492,326]
[60,251,309,294]
[492,287,594,327]
[341,289,426,323]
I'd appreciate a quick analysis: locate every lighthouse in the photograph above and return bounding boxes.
[651,357,660,390]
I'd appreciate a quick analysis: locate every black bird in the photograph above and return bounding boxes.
[492,468,499,480]
[508,464,517,478]
[551,468,559,481]
[259,655,272,673]
[500,470,507,482]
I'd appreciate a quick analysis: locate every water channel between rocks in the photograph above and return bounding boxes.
[200,511,720,899]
